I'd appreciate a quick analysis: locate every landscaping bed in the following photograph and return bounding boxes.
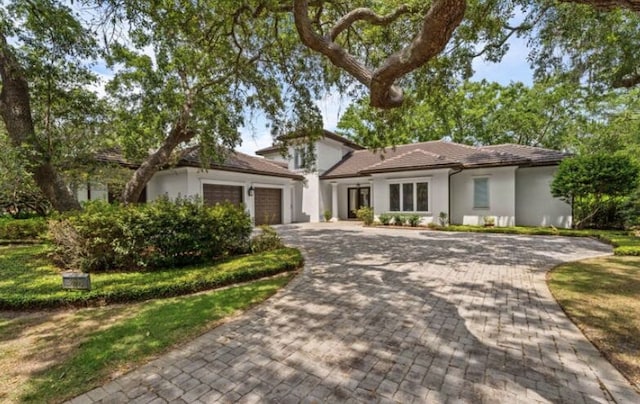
[372,222,640,256]
[548,256,640,389]
[0,244,303,310]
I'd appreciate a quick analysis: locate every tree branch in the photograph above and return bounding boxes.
[329,5,411,42]
[370,0,466,108]
[613,71,640,88]
[561,0,640,12]
[293,0,466,109]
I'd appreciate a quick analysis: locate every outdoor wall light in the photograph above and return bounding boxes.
[248,186,254,197]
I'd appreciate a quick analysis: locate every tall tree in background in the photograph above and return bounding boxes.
[0,0,106,212]
[337,79,590,149]
[99,1,326,203]
[2,0,640,211]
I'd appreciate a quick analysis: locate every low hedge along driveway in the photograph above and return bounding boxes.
[0,244,303,310]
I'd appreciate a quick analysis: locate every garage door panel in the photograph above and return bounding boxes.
[255,188,282,225]
[203,184,243,206]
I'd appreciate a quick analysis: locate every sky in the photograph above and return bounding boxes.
[237,34,535,155]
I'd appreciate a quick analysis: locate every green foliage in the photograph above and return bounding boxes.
[323,210,332,222]
[251,225,284,253]
[407,214,421,227]
[49,198,252,272]
[19,276,292,403]
[392,213,405,226]
[378,213,392,225]
[0,244,302,310]
[0,217,48,240]
[355,206,374,226]
[338,79,586,150]
[552,153,639,228]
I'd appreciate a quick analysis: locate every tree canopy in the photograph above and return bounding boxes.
[1,0,640,211]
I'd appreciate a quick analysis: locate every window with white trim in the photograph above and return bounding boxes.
[473,177,489,209]
[389,181,429,212]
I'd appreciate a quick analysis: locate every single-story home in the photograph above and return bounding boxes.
[77,131,572,228]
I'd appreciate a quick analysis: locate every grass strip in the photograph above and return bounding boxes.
[548,256,640,387]
[0,245,302,310]
[18,276,292,403]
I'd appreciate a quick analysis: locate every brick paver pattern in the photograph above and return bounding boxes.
[70,223,640,403]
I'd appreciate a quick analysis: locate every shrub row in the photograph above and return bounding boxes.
[378,213,422,227]
[0,217,48,240]
[0,247,303,310]
[49,198,252,272]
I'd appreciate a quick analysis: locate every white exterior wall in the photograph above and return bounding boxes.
[301,173,321,222]
[75,182,109,202]
[147,168,189,201]
[370,169,450,224]
[276,138,357,222]
[147,167,295,224]
[450,166,517,227]
[258,151,287,163]
[516,166,572,228]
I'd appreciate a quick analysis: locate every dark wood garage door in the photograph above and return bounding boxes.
[203,184,243,207]
[254,187,282,225]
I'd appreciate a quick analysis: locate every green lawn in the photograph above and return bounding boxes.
[548,256,640,388]
[11,276,292,403]
[0,244,303,309]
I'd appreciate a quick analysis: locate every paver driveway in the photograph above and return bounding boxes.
[73,223,639,404]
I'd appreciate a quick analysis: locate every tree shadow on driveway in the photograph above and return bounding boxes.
[81,225,638,403]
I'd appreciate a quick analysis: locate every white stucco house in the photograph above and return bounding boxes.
[79,130,572,228]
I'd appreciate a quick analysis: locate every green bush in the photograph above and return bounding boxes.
[323,210,332,222]
[0,217,48,240]
[49,198,252,272]
[378,213,392,225]
[251,225,284,253]
[356,206,374,226]
[613,246,640,256]
[392,213,405,226]
[407,214,421,227]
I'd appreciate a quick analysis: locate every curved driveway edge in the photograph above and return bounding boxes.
[70,223,639,404]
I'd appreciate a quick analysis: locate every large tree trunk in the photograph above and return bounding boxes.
[0,33,80,212]
[121,121,194,203]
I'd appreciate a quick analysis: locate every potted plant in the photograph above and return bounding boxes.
[483,215,495,227]
[323,210,332,222]
[438,211,449,227]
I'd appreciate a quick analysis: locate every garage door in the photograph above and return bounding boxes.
[203,184,243,207]
[254,187,282,225]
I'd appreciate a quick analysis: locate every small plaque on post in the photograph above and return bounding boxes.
[62,272,91,290]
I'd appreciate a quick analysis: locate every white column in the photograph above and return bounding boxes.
[331,182,339,222]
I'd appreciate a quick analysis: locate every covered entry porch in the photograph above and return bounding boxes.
[322,178,373,221]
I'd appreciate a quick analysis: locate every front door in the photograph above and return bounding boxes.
[347,187,371,219]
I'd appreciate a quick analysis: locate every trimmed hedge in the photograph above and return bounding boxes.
[0,217,48,240]
[0,244,303,310]
[49,198,252,272]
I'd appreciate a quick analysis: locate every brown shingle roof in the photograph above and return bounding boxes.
[255,129,364,155]
[96,148,303,180]
[321,140,566,179]
[180,149,303,180]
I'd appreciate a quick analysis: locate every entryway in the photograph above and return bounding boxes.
[347,186,370,219]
